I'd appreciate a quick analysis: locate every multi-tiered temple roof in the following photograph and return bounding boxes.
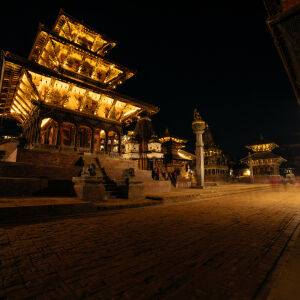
[0,10,158,126]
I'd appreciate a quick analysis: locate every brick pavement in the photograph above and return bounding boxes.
[0,188,300,299]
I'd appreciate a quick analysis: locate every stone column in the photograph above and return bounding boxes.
[192,111,206,188]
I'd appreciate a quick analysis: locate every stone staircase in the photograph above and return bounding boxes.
[81,155,122,199]
[81,154,171,199]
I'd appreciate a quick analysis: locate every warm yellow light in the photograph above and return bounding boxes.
[178,151,193,160]
[123,108,139,117]
[41,118,51,128]
[246,170,251,176]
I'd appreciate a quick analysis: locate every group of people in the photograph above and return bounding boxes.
[152,167,179,187]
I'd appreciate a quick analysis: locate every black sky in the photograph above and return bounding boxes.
[1,1,300,158]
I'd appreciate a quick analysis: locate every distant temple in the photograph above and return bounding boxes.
[0,10,158,153]
[241,136,286,177]
[203,126,229,181]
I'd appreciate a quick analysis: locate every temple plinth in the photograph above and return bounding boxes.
[192,110,206,188]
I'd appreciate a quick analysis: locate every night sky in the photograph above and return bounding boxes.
[1,1,300,159]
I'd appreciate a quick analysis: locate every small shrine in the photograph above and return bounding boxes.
[159,128,194,176]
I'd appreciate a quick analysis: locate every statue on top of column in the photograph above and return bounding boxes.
[194,108,202,121]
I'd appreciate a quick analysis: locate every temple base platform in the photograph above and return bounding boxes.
[0,145,171,199]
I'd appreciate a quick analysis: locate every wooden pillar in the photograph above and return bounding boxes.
[118,133,121,153]
[74,124,78,149]
[28,120,33,144]
[105,131,108,153]
[35,118,41,144]
[91,128,94,152]
[56,122,61,146]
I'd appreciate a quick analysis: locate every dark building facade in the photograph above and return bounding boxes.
[263,0,300,104]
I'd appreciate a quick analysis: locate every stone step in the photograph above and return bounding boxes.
[0,177,48,196]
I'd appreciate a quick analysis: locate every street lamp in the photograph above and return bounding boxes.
[192,109,206,188]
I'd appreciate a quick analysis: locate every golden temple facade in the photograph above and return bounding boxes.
[0,10,158,153]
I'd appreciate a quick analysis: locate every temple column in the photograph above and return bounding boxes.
[35,118,42,144]
[34,117,39,144]
[28,121,34,144]
[192,112,206,188]
[74,125,78,148]
[118,133,121,153]
[91,128,95,152]
[56,122,61,146]
[105,131,108,153]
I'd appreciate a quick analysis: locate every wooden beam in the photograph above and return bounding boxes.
[14,96,31,114]
[117,103,128,121]
[78,89,88,111]
[24,71,43,103]
[94,42,108,55]
[90,36,99,52]
[94,94,104,115]
[49,39,61,67]
[44,78,56,102]
[121,108,142,122]
[13,100,28,117]
[11,103,26,119]
[66,21,73,42]
[74,24,83,44]
[106,72,125,85]
[42,47,59,67]
[62,83,73,106]
[103,68,112,83]
[107,99,117,119]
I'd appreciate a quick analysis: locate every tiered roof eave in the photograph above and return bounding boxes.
[53,9,118,55]
[0,51,159,123]
[28,25,136,89]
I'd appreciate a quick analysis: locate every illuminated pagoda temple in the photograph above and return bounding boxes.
[240,136,286,178]
[203,125,229,181]
[0,10,159,153]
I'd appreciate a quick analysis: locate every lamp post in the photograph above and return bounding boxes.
[192,109,206,188]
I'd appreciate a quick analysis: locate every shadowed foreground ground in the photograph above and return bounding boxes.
[1,187,300,299]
